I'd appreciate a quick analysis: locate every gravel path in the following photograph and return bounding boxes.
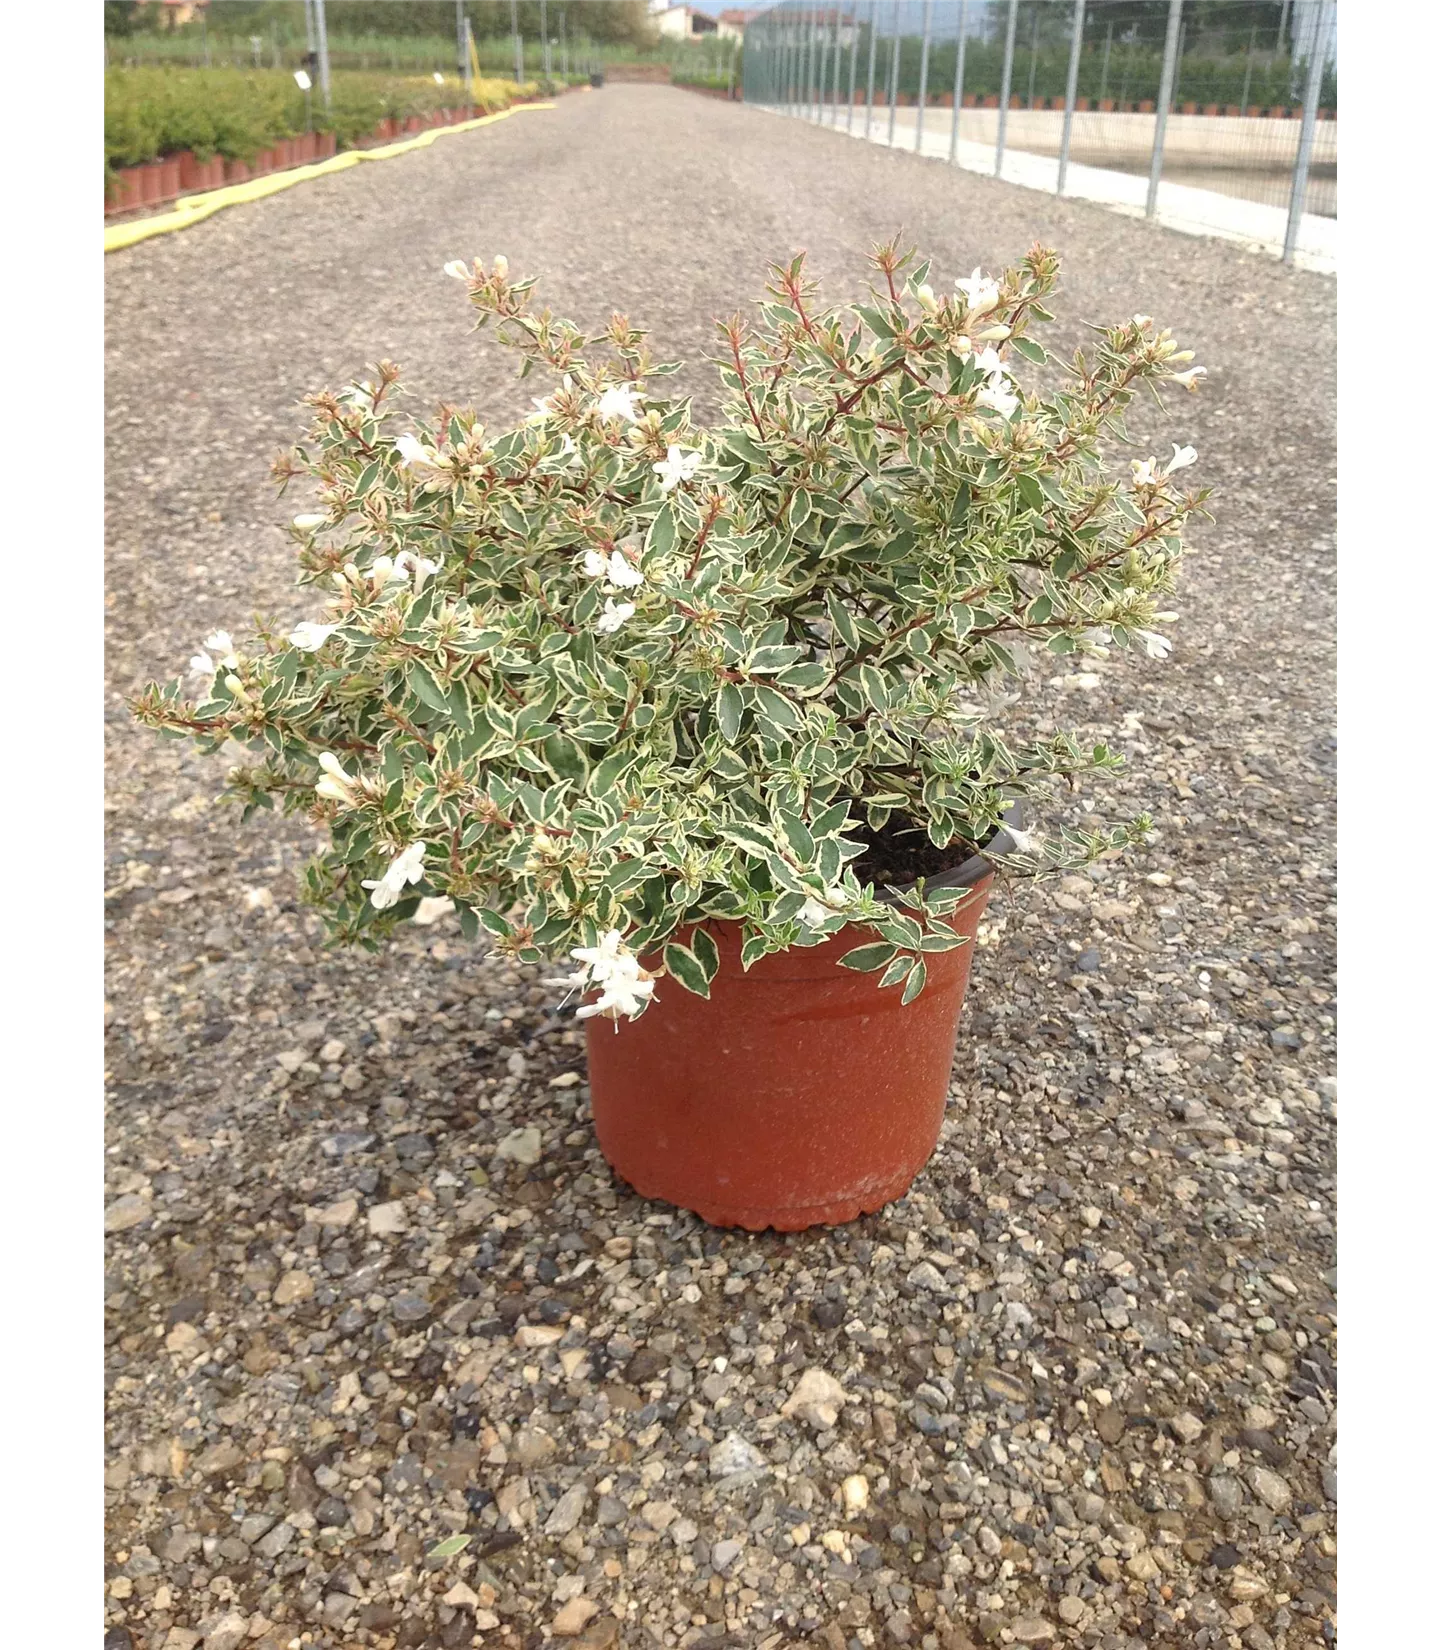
[105,86,1336,1650]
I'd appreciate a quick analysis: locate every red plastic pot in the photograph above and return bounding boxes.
[587,865,995,1232]
[108,167,145,214]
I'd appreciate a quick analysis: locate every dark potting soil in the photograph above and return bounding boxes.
[849,819,982,890]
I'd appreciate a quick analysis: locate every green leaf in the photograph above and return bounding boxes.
[839,941,899,973]
[751,685,803,731]
[406,664,453,716]
[1010,335,1048,364]
[649,504,678,559]
[724,429,768,466]
[690,926,720,983]
[715,682,743,742]
[664,941,712,998]
[878,954,913,990]
[720,821,777,858]
[428,1534,471,1559]
[900,957,928,1005]
[777,813,815,863]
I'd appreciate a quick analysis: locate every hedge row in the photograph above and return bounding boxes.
[104,67,544,172]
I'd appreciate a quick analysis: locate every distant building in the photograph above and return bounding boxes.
[717,9,764,42]
[654,6,720,42]
[138,0,210,24]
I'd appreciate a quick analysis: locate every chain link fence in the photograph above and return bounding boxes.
[742,0,1336,265]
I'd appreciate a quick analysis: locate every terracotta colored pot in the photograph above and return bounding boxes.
[1098,97,1115,111]
[109,167,145,214]
[318,130,337,158]
[405,114,423,133]
[295,132,316,163]
[1203,102,1220,116]
[1181,101,1197,115]
[587,869,995,1232]
[982,94,998,108]
[1138,99,1155,113]
[1225,104,1241,116]
[962,92,977,107]
[1008,94,1022,109]
[175,149,200,189]
[252,148,274,174]
[225,158,251,184]
[1246,104,1261,116]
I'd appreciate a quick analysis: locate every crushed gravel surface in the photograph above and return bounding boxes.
[105,86,1336,1650]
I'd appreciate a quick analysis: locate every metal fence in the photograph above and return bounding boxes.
[742,0,1336,264]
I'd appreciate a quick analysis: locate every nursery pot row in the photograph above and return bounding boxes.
[585,843,1002,1232]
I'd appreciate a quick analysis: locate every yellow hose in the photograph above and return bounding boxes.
[105,101,557,254]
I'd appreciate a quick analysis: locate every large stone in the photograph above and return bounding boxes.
[495,1127,543,1166]
[552,1596,599,1636]
[780,1367,849,1430]
[545,1483,589,1537]
[709,1431,767,1483]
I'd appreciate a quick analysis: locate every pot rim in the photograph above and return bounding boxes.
[873,801,1024,903]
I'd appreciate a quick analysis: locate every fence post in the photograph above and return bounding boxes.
[995,0,1018,178]
[949,0,968,164]
[846,4,859,129]
[540,0,551,87]
[1283,0,1330,264]
[457,0,469,92]
[886,0,900,147]
[1146,0,1184,217]
[811,6,822,121]
[511,0,523,83]
[915,0,932,152]
[1057,0,1085,196]
[864,1,879,139]
[315,0,331,105]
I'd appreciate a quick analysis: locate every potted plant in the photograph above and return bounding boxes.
[133,244,1206,1231]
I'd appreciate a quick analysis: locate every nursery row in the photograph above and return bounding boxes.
[104,67,551,178]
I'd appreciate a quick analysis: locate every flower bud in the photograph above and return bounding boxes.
[975,323,1011,341]
[493,254,509,279]
[915,284,937,313]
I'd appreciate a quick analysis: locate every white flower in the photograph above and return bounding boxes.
[973,346,1010,378]
[189,650,216,680]
[1132,313,1153,329]
[412,895,455,926]
[566,930,657,1020]
[1131,457,1159,487]
[576,973,656,1021]
[570,929,629,978]
[1163,443,1198,476]
[653,445,701,493]
[1167,365,1207,390]
[395,432,442,471]
[976,378,1019,418]
[580,548,643,589]
[394,550,442,593]
[1136,629,1174,660]
[292,513,328,532]
[443,259,471,280]
[595,383,643,423]
[797,886,851,929]
[954,267,1002,317]
[289,620,340,652]
[361,841,428,910]
[204,630,239,668]
[595,598,635,635]
[559,433,583,468]
[314,751,360,807]
[1002,825,1043,858]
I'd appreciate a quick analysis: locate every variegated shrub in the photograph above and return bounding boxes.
[134,241,1207,1016]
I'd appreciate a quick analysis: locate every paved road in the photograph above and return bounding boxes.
[106,86,1336,1648]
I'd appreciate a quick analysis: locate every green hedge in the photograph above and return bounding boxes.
[105,67,541,173]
